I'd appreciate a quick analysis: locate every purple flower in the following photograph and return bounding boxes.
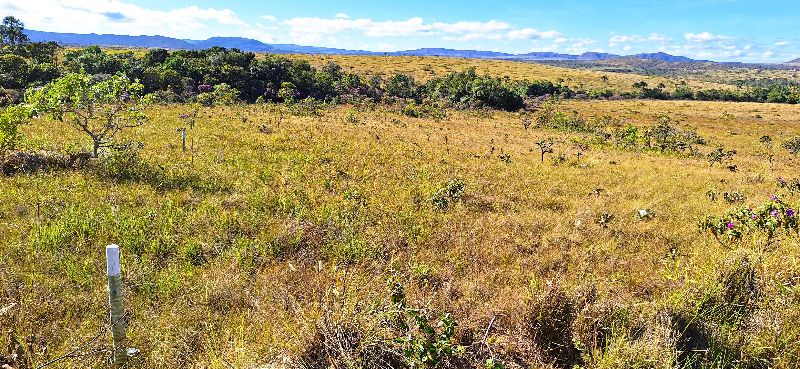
[751,214,759,220]
[770,194,778,201]
[788,209,796,217]
[771,210,780,217]
[726,221,735,230]
[198,84,212,93]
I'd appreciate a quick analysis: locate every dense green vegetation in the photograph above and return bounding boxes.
[3,15,800,114]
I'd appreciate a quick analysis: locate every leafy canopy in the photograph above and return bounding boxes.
[27,73,149,157]
[0,104,30,153]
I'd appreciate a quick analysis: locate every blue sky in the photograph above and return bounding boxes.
[3,0,799,62]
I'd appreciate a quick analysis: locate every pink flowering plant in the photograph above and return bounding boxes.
[700,195,799,246]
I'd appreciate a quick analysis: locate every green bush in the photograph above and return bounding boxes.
[388,279,463,368]
[431,179,467,210]
[401,101,447,120]
[0,54,28,88]
[385,73,418,99]
[424,67,523,111]
[0,104,29,153]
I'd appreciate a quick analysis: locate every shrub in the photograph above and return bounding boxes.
[424,67,523,111]
[783,137,800,156]
[385,73,418,99]
[401,101,447,120]
[700,195,799,245]
[0,104,30,153]
[278,81,299,102]
[211,83,240,106]
[707,146,737,167]
[777,177,800,194]
[673,85,695,100]
[643,115,705,154]
[613,125,640,149]
[388,279,463,368]
[0,54,28,89]
[535,138,555,162]
[431,179,467,210]
[723,191,747,204]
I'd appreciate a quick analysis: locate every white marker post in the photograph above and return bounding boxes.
[106,245,127,366]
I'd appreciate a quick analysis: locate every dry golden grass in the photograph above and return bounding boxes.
[291,54,736,93]
[2,97,800,368]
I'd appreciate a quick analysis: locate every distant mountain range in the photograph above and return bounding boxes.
[20,29,741,63]
[788,58,800,65]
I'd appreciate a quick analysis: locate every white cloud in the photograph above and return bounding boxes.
[1,0,278,41]
[609,33,671,47]
[775,40,789,46]
[647,33,671,43]
[335,13,350,19]
[260,15,277,22]
[507,28,562,40]
[283,17,431,40]
[565,38,596,53]
[282,16,561,44]
[684,32,729,43]
[433,20,509,34]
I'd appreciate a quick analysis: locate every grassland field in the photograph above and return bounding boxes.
[2,55,800,369]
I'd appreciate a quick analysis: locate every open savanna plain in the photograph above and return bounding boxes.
[3,56,800,369]
[292,54,736,94]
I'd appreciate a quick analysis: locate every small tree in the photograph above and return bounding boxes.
[759,135,775,172]
[28,73,149,157]
[536,138,555,162]
[0,16,29,49]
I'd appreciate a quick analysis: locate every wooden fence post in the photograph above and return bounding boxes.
[106,244,127,366]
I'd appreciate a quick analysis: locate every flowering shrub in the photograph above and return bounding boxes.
[700,195,799,244]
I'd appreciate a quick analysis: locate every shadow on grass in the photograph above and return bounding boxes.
[93,148,229,193]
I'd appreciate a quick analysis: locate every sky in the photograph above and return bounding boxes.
[2,0,799,63]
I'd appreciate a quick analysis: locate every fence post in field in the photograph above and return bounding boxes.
[106,244,127,366]
[178,127,187,152]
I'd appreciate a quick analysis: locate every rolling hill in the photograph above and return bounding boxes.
[25,29,709,63]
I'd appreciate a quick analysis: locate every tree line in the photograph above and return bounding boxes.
[2,15,800,111]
